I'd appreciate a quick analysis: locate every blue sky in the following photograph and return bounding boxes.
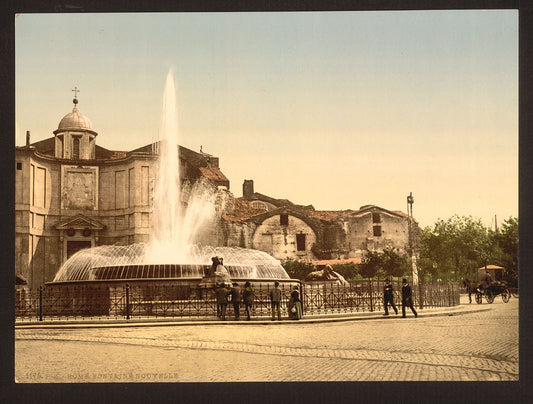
[15,11,518,228]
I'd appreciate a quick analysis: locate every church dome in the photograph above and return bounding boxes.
[58,106,93,131]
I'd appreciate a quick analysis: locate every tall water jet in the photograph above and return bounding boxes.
[148,69,204,263]
[152,69,181,252]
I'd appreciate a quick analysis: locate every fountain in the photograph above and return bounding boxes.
[47,69,295,316]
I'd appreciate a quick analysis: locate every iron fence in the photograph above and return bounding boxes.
[15,280,460,322]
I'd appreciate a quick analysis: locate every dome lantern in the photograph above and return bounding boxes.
[53,87,98,160]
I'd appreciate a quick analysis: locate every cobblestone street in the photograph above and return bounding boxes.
[15,297,518,382]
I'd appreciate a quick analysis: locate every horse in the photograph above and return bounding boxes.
[462,278,479,304]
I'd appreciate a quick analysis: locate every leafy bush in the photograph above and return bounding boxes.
[281,260,316,280]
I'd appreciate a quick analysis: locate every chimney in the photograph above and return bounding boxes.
[243,180,254,198]
[26,131,30,147]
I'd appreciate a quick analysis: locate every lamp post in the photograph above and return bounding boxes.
[407,192,419,286]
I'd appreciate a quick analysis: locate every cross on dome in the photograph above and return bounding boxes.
[72,86,80,106]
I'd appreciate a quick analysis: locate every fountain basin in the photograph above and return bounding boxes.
[52,244,291,282]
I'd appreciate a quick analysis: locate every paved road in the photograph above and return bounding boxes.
[15,297,518,382]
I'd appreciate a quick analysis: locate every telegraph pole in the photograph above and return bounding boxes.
[407,192,419,286]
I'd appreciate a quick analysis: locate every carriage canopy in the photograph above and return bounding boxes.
[477,265,504,285]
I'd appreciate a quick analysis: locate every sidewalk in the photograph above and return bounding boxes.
[15,297,492,329]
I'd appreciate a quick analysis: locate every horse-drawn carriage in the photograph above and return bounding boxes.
[474,282,510,304]
[463,265,511,304]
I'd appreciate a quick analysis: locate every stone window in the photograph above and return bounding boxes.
[72,137,80,160]
[280,214,289,226]
[372,212,381,223]
[296,234,306,251]
[373,225,382,237]
[16,162,22,170]
[57,135,64,158]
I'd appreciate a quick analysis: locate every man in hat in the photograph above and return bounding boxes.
[230,282,242,320]
[243,281,255,320]
[215,282,230,321]
[383,279,398,315]
[269,281,282,321]
[401,278,418,318]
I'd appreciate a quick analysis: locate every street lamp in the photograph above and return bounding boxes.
[407,192,419,286]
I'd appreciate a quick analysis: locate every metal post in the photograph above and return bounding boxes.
[125,283,130,320]
[407,192,419,286]
[418,282,423,309]
[369,279,373,312]
[299,281,304,316]
[38,285,43,321]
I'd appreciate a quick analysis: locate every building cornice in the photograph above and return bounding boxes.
[16,147,157,166]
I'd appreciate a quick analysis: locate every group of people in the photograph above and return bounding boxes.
[215,281,255,321]
[383,278,417,318]
[215,277,418,321]
[215,281,302,321]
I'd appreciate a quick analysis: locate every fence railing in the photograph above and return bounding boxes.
[15,280,460,322]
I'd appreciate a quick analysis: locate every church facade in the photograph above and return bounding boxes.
[15,97,420,291]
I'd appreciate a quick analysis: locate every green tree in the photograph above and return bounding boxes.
[416,257,440,282]
[359,251,381,279]
[493,217,518,286]
[381,247,410,279]
[420,215,492,282]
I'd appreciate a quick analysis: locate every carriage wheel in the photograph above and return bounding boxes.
[501,289,510,303]
[475,292,483,304]
[485,291,494,304]
[511,289,519,298]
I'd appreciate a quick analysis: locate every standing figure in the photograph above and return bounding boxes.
[401,278,418,318]
[243,281,255,321]
[288,286,303,320]
[383,279,398,315]
[484,270,493,288]
[215,283,230,321]
[230,282,242,320]
[269,281,282,321]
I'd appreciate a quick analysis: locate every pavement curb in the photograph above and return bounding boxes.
[15,305,492,329]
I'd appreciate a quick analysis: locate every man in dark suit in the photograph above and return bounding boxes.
[383,279,398,315]
[215,283,230,321]
[230,282,242,320]
[401,278,418,318]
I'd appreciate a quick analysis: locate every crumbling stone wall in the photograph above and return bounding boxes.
[251,214,317,261]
